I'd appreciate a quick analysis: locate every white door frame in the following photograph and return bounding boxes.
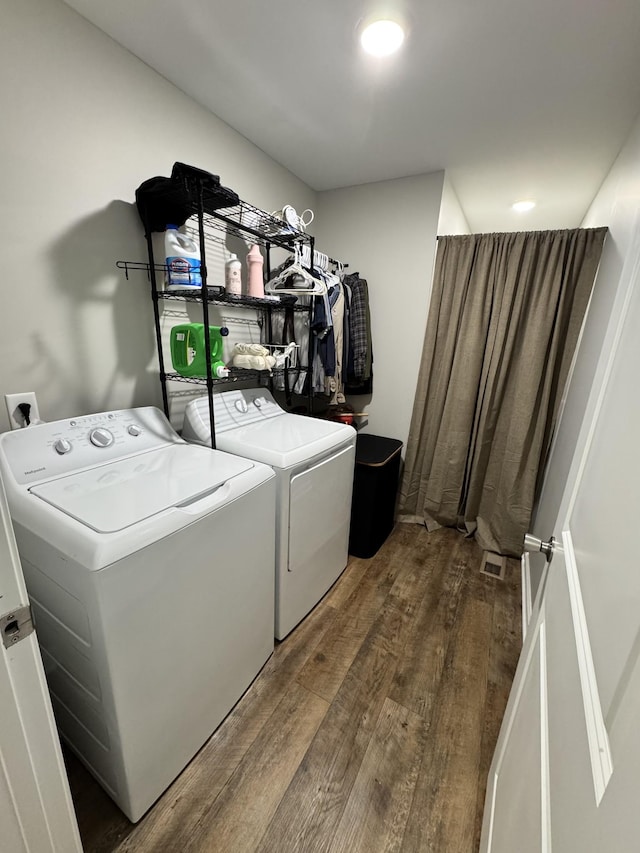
[482,600,552,853]
[0,473,82,852]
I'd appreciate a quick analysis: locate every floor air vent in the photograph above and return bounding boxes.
[480,551,507,580]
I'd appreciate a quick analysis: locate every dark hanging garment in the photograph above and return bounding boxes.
[345,273,373,395]
[314,284,341,378]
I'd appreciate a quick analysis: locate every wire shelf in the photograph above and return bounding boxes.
[202,203,311,251]
[116,262,310,310]
[165,368,289,386]
[137,179,312,251]
[159,309,263,328]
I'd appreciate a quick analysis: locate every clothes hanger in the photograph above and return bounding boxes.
[335,261,347,283]
[300,245,329,272]
[265,244,327,295]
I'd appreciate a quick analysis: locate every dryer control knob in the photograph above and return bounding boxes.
[253,397,263,408]
[90,428,114,448]
[128,424,142,436]
[53,438,72,455]
[235,399,249,414]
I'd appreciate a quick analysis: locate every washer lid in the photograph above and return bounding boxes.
[217,415,354,469]
[29,445,253,533]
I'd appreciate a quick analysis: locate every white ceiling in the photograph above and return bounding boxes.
[65,0,640,232]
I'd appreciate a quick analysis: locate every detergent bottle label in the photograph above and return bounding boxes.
[166,256,202,287]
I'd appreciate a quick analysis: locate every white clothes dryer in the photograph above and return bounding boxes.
[0,407,276,822]
[183,389,356,640]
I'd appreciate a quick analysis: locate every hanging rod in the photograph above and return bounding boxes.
[299,244,349,272]
[328,256,349,270]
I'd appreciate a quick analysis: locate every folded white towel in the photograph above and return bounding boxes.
[232,354,276,371]
[232,343,270,356]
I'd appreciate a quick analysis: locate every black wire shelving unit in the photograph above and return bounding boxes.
[118,179,317,448]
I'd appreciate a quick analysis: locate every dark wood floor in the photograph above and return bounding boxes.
[65,523,521,853]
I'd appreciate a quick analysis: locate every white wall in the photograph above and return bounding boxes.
[530,112,640,598]
[0,0,316,431]
[437,174,471,236]
[315,172,445,450]
[1,0,445,451]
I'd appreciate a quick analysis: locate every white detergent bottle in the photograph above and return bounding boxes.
[165,225,202,289]
[225,253,242,295]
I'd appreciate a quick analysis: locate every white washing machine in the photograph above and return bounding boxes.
[0,407,276,822]
[183,389,356,640]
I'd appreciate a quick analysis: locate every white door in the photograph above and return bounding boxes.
[0,473,82,853]
[481,227,640,850]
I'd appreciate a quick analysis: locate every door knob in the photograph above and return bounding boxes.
[524,533,556,562]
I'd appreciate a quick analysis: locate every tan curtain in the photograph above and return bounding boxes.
[399,228,607,557]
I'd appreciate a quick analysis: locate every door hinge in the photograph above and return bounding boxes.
[1,604,35,649]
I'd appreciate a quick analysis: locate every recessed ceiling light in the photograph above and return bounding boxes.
[512,200,536,212]
[360,20,405,57]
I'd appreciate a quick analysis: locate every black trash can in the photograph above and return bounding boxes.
[349,433,403,558]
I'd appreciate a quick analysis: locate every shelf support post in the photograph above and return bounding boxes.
[146,230,170,419]
[196,181,217,449]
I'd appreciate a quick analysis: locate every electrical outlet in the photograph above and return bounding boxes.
[5,392,40,430]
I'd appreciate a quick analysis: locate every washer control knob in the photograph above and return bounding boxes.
[89,428,114,448]
[53,438,72,455]
[253,397,263,408]
[128,424,142,436]
[235,399,248,414]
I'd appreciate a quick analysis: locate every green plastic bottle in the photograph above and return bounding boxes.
[170,324,229,378]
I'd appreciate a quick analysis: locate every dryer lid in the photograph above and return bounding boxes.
[217,415,354,469]
[29,445,253,533]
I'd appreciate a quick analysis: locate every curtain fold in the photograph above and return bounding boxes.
[399,227,607,557]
